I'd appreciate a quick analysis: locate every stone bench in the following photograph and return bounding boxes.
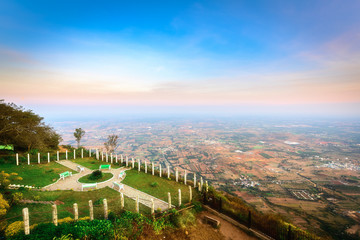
[118,171,126,180]
[59,171,72,180]
[203,215,220,228]
[112,182,124,191]
[81,183,97,191]
[99,164,111,170]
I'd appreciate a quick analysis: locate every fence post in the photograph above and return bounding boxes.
[110,153,113,163]
[89,200,94,220]
[168,192,171,209]
[178,189,181,207]
[189,186,192,202]
[74,149,76,159]
[103,199,108,219]
[57,151,59,161]
[22,207,30,235]
[152,162,154,175]
[66,150,68,160]
[138,159,141,172]
[38,152,40,164]
[135,196,139,213]
[52,204,58,226]
[27,154,30,165]
[16,153,19,165]
[184,170,187,185]
[151,198,154,215]
[120,193,124,210]
[145,161,147,173]
[101,152,104,161]
[175,168,178,182]
[206,180,209,192]
[115,154,118,163]
[48,152,50,163]
[248,211,251,228]
[96,149,99,160]
[120,154,123,164]
[159,164,162,177]
[198,182,201,191]
[126,156,128,167]
[81,149,84,159]
[74,203,78,221]
[194,174,196,188]
[89,149,91,157]
[132,158,134,168]
[167,165,170,179]
[200,177,203,191]
[106,153,108,162]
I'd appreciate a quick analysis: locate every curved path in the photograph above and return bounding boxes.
[43,160,170,210]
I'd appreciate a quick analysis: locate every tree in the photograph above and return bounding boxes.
[0,100,62,151]
[104,134,119,153]
[74,128,85,148]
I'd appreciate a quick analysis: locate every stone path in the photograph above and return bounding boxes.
[43,160,170,210]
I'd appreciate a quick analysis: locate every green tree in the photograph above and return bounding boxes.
[74,128,85,148]
[104,134,119,153]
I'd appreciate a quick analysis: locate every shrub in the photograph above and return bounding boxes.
[5,221,23,237]
[173,210,196,229]
[89,170,103,180]
[150,182,159,187]
[58,217,73,224]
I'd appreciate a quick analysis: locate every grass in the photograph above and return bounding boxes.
[3,187,151,225]
[78,173,114,183]
[122,169,199,205]
[0,162,74,187]
[70,157,121,170]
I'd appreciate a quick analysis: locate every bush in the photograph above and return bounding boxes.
[150,182,159,187]
[173,210,196,229]
[5,221,23,237]
[89,170,103,180]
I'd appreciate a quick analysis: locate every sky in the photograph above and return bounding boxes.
[1,0,360,120]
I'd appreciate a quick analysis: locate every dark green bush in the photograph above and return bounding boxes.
[89,170,102,180]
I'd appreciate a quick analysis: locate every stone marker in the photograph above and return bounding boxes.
[16,153,19,165]
[120,193,124,210]
[22,208,30,235]
[89,200,94,220]
[38,153,40,164]
[189,186,192,202]
[151,198,154,214]
[184,170,187,185]
[152,162,154,175]
[52,204,58,226]
[27,154,30,165]
[178,189,182,207]
[103,199,108,219]
[159,164,162,177]
[73,203,78,221]
[48,152,50,163]
[168,192,171,209]
[136,196,139,213]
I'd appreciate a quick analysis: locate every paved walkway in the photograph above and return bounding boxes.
[43,160,170,210]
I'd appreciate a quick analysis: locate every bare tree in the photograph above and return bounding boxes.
[74,128,85,148]
[104,134,119,153]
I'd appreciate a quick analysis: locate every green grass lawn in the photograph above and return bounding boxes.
[0,162,75,187]
[78,173,113,183]
[70,157,121,170]
[4,187,150,225]
[122,169,199,205]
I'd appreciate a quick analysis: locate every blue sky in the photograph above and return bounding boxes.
[1,0,360,120]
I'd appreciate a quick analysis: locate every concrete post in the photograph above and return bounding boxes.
[73,203,78,221]
[115,154,118,163]
[38,153,40,164]
[168,192,171,209]
[110,153,113,164]
[106,153,108,162]
[126,156,128,167]
[57,151,59,161]
[159,164,162,177]
[81,149,83,159]
[66,150,68,160]
[121,154,123,164]
[89,200,94,220]
[52,204,58,226]
[132,158,134,168]
[101,152,104,161]
[198,182,201,191]
[145,161,147,173]
[89,149,91,157]
[74,149,76,159]
[48,152,50,163]
[136,196,139,213]
[96,149,99,160]
[151,198,154,214]
[189,186,192,202]
[138,159,141,172]
[206,180,209,192]
[200,177,203,191]
[16,153,19,165]
[176,167,178,182]
[152,162,154,175]
[27,154,30,165]
[120,193,124,210]
[167,165,170,179]
[103,199,108,219]
[178,189,182,207]
[194,174,196,188]
[184,170,187,185]
[22,208,30,235]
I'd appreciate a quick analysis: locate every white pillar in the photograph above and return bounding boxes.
[103,199,108,219]
[66,150,68,160]
[198,182,201,191]
[159,164,162,177]
[52,204,58,226]
[110,153,113,164]
[57,151,59,161]
[151,198,155,215]
[74,149,76,159]
[121,154,123,164]
[167,165,170,179]
[115,154,118,163]
[152,162,154,175]
[81,149,83,159]
[168,192,171,209]
[101,152,104,161]
[22,208,30,235]
[178,189,182,207]
[38,153,40,164]
[96,149,99,160]
[189,186,192,202]
[138,159,141,172]
[200,177,203,191]
[184,170,187,185]
[206,180,209,192]
[120,193,124,210]
[89,149,91,157]
[175,167,178,182]
[48,152,50,163]
[126,156,128,167]
[145,161,147,173]
[135,196,139,213]
[194,174,196,188]
[27,154,30,165]
[73,203,78,221]
[132,158,134,168]
[89,200,94,220]
[16,153,19,165]
[106,153,108,162]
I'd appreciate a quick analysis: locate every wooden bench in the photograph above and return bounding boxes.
[203,215,220,228]
[118,171,126,180]
[59,171,72,180]
[112,182,124,191]
[81,183,97,191]
[99,164,111,170]
[77,165,85,172]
